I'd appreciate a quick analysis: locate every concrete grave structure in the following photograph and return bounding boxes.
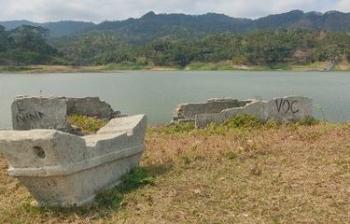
[174,98,253,122]
[12,96,122,134]
[0,115,147,207]
[0,96,147,207]
[174,96,313,128]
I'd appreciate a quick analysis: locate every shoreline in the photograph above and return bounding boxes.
[1,63,350,74]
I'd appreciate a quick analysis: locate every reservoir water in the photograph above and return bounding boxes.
[0,71,350,129]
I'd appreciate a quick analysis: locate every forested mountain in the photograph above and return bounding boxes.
[0,25,59,65]
[0,20,37,30]
[1,10,350,41]
[0,10,350,68]
[55,30,350,67]
[253,10,350,31]
[86,10,350,43]
[85,12,252,43]
[0,20,94,37]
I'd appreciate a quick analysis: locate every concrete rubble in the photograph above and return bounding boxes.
[174,96,313,128]
[0,96,147,207]
[174,98,253,122]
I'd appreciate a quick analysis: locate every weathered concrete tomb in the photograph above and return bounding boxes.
[12,96,123,134]
[174,96,313,128]
[0,96,147,207]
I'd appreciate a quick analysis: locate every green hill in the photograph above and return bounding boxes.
[2,10,350,40]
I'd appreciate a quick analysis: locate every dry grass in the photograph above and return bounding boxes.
[0,122,350,223]
[67,115,109,135]
[335,57,350,71]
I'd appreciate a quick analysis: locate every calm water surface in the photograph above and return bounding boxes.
[0,71,349,129]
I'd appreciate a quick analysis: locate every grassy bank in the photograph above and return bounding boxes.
[0,118,349,223]
[1,61,350,73]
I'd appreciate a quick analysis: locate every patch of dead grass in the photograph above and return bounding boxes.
[67,114,109,135]
[0,123,349,223]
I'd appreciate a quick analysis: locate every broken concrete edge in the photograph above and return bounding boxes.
[174,98,254,122]
[66,97,115,119]
[0,114,146,176]
[175,98,254,110]
[194,100,264,128]
[14,95,119,119]
[190,96,313,128]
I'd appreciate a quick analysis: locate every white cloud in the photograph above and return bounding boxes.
[335,0,350,11]
[0,0,348,22]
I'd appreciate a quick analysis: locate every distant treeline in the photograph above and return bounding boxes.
[0,25,59,65]
[1,25,350,67]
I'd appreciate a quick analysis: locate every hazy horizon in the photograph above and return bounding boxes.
[1,9,350,25]
[0,0,349,23]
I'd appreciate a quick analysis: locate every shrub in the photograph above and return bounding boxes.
[223,114,264,129]
[296,116,320,126]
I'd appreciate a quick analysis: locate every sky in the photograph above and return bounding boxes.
[0,0,349,23]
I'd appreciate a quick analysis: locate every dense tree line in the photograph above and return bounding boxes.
[0,25,59,65]
[1,25,350,67]
[56,29,350,67]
